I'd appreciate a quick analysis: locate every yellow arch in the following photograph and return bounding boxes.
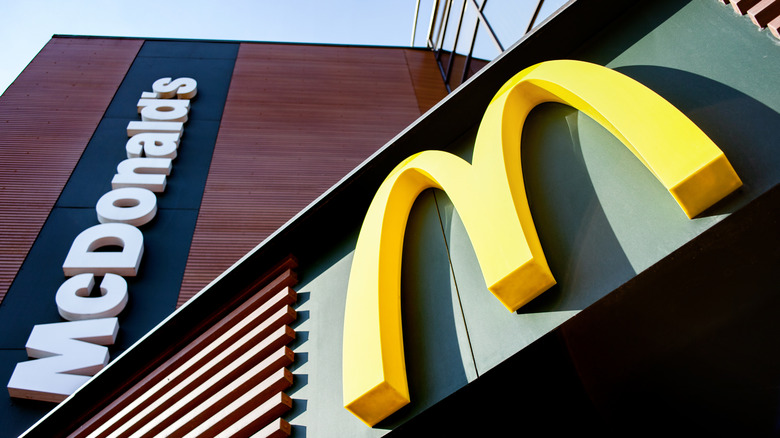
[342,60,741,426]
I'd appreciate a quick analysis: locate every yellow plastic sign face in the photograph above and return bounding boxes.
[342,60,742,426]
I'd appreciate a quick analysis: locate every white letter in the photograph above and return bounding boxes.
[111,158,172,193]
[7,318,119,402]
[152,77,197,99]
[62,223,143,277]
[125,132,180,159]
[55,274,128,321]
[127,121,183,137]
[96,187,157,226]
[137,99,190,123]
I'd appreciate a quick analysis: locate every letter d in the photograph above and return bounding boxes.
[62,223,144,277]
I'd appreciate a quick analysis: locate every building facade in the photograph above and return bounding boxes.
[2,0,779,436]
[0,37,446,435]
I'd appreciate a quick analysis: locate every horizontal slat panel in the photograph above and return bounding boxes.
[71,263,297,438]
[154,368,293,437]
[199,392,293,438]
[130,328,295,437]
[0,37,142,303]
[724,0,780,36]
[253,418,292,438]
[87,309,296,437]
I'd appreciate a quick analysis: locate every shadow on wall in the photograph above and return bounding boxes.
[616,65,780,206]
[376,190,474,430]
[285,293,309,436]
[520,104,636,314]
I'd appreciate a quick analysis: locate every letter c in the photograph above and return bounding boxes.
[55,273,129,321]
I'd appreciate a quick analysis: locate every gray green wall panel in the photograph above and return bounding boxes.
[578,0,780,209]
[290,191,479,436]
[282,0,780,434]
[383,186,780,435]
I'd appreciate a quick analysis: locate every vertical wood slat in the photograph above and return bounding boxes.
[0,37,142,303]
[70,261,298,438]
[177,45,445,306]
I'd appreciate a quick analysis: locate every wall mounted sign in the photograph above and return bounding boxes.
[7,77,198,402]
[341,60,743,426]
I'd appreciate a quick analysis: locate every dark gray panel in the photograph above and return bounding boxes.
[0,209,80,349]
[103,56,235,121]
[159,120,221,208]
[0,205,198,436]
[0,40,236,435]
[109,207,200,352]
[0,350,57,438]
[0,206,198,350]
[57,119,220,209]
[56,117,133,208]
[138,40,240,60]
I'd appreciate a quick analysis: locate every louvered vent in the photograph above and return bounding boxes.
[721,0,780,38]
[71,256,300,438]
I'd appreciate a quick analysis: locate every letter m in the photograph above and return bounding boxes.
[341,60,742,426]
[7,318,119,402]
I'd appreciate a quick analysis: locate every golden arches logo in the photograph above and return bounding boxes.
[341,60,742,426]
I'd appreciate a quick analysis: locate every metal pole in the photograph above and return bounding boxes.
[425,0,440,48]
[435,0,453,53]
[469,0,503,52]
[525,0,545,34]
[444,0,467,87]
[411,0,421,46]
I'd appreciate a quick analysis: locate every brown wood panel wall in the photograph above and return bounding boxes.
[403,49,449,114]
[0,37,142,303]
[177,45,446,305]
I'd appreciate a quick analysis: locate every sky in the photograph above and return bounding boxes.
[0,0,569,97]
[0,0,421,96]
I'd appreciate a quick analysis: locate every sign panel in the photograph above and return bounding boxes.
[7,77,199,402]
[342,60,742,426]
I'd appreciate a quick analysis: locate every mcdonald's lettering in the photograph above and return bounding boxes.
[341,60,742,426]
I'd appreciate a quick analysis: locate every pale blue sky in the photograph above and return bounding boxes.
[0,0,568,96]
[0,0,420,95]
